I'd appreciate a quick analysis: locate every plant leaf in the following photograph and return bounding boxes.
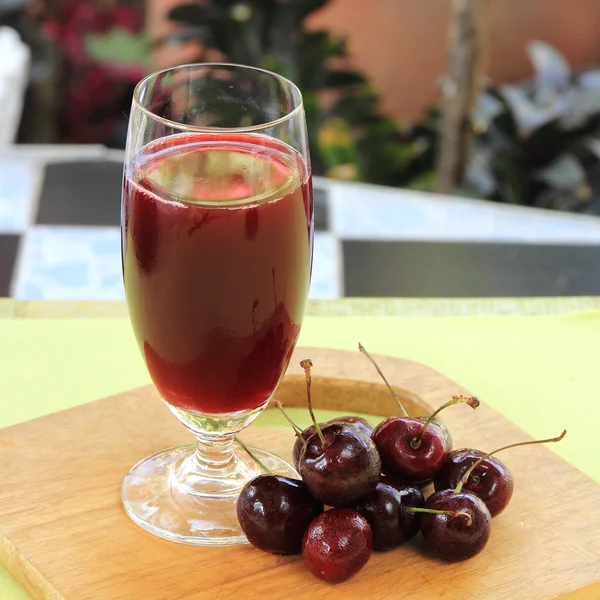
[322,70,366,88]
[527,40,571,102]
[297,32,346,89]
[329,91,379,125]
[560,87,600,130]
[579,69,600,91]
[169,4,223,25]
[318,117,361,179]
[585,136,600,161]
[490,153,531,205]
[536,154,586,189]
[288,0,332,21]
[472,92,504,133]
[408,171,436,192]
[466,147,497,196]
[85,29,149,66]
[500,84,562,138]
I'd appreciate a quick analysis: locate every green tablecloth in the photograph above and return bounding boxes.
[2,306,599,598]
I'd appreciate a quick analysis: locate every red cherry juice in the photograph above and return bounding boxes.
[122,133,313,414]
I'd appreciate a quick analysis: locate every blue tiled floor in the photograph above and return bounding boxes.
[14,226,124,300]
[310,232,341,299]
[0,159,40,233]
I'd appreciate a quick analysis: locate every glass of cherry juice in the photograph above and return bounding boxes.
[121,64,313,545]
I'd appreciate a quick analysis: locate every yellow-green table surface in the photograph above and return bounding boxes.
[2,298,600,599]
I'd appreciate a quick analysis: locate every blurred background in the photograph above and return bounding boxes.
[2,0,600,301]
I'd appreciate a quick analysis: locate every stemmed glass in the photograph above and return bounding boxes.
[120,64,313,545]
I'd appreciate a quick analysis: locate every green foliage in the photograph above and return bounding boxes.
[169,5,600,213]
[169,0,435,184]
[86,29,149,67]
[467,41,600,214]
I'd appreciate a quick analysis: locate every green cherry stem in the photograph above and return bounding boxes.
[300,359,326,446]
[358,342,408,417]
[235,436,273,476]
[454,429,567,494]
[274,401,303,435]
[406,506,473,527]
[411,395,480,449]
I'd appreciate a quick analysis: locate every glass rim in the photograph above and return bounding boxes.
[133,62,304,134]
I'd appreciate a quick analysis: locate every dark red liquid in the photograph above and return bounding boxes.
[122,133,313,414]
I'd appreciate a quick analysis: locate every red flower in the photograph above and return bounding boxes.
[112,6,143,33]
[39,0,146,144]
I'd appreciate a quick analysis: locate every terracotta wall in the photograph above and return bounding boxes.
[308,0,600,120]
[148,0,600,120]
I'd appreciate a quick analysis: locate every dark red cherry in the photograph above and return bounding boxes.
[434,449,514,517]
[355,481,424,551]
[302,508,373,583]
[416,416,453,452]
[332,415,374,438]
[420,489,492,561]
[433,430,567,518]
[359,344,474,481]
[299,422,381,506]
[292,417,374,471]
[295,359,381,506]
[372,417,447,481]
[237,474,323,554]
[372,396,478,482]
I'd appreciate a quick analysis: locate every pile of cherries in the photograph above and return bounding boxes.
[236,345,566,584]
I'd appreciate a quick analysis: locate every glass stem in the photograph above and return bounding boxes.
[192,433,238,479]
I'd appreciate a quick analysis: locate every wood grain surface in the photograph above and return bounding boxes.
[1,347,599,600]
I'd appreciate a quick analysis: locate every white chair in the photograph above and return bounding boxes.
[0,26,30,145]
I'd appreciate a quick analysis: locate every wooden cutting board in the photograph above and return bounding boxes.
[1,347,599,600]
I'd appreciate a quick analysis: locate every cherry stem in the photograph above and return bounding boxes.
[300,359,326,446]
[406,507,473,527]
[358,342,408,417]
[411,395,479,449]
[454,429,567,494]
[274,401,303,435]
[235,436,273,476]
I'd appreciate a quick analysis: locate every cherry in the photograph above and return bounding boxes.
[301,422,381,506]
[434,430,567,517]
[419,430,567,560]
[434,449,513,517]
[371,394,478,481]
[291,417,373,472]
[360,343,473,482]
[276,400,373,471]
[237,474,323,554]
[302,508,373,583]
[419,489,491,561]
[297,359,381,506]
[275,403,372,472]
[354,480,424,551]
[333,415,374,438]
[235,438,323,554]
[416,416,453,452]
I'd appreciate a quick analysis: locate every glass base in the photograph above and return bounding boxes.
[122,444,298,546]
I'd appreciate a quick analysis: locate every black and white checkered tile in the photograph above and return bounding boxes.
[0,150,342,300]
[3,148,600,299]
